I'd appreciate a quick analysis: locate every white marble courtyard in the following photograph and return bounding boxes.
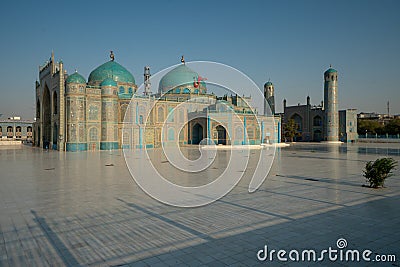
[0,143,399,266]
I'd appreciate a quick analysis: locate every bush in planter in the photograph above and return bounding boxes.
[363,158,397,188]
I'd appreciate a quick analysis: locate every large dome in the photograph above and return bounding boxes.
[88,61,135,84]
[159,64,204,93]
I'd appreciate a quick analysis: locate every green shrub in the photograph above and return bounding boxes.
[363,158,397,188]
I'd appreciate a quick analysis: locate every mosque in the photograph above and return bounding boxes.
[33,52,280,151]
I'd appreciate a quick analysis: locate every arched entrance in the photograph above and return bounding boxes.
[43,86,51,148]
[53,123,58,149]
[37,127,41,147]
[216,125,227,145]
[16,126,22,139]
[313,130,322,142]
[192,123,203,144]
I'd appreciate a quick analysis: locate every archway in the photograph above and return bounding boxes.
[313,130,322,142]
[216,125,227,145]
[16,126,21,139]
[53,91,58,115]
[291,113,303,131]
[36,99,40,119]
[7,126,13,138]
[313,115,322,126]
[192,123,203,144]
[27,126,32,140]
[37,127,41,146]
[43,86,51,148]
[53,123,58,146]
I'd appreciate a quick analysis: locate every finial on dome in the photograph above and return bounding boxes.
[110,51,115,61]
[329,64,332,68]
[74,69,77,73]
[181,55,185,64]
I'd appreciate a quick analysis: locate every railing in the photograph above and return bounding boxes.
[358,134,400,143]
[359,134,400,139]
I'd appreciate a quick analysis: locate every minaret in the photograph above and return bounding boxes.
[144,66,151,96]
[323,65,338,141]
[264,80,275,115]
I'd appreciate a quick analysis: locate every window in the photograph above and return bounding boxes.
[120,104,128,122]
[291,114,303,131]
[36,100,40,119]
[53,92,58,115]
[7,126,13,138]
[313,116,322,126]
[157,106,164,122]
[168,128,175,141]
[88,105,99,120]
[119,86,125,94]
[183,88,190,94]
[128,87,133,94]
[89,127,98,141]
[175,88,181,93]
[27,126,32,137]
[167,107,174,122]
[16,126,22,138]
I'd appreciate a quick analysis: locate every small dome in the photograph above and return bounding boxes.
[100,78,117,87]
[159,64,206,93]
[325,68,337,74]
[66,72,86,84]
[88,61,135,84]
[264,81,273,87]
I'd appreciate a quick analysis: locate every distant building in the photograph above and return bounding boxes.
[339,109,358,142]
[357,112,395,126]
[282,67,358,142]
[282,96,324,141]
[0,118,33,141]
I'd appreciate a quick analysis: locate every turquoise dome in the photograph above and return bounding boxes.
[100,78,117,87]
[264,81,273,87]
[66,72,86,84]
[88,61,135,84]
[325,68,337,74]
[159,64,204,93]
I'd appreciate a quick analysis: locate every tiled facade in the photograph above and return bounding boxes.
[34,53,280,151]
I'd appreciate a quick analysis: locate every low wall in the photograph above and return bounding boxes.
[0,140,22,145]
[358,138,400,143]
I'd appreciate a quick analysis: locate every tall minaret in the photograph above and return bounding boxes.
[264,80,275,115]
[143,66,151,96]
[323,66,338,141]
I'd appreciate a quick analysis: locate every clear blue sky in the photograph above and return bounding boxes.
[0,0,399,119]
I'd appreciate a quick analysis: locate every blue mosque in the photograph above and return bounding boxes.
[33,52,280,151]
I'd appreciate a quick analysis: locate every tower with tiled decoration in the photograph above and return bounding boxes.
[65,71,87,151]
[264,80,275,115]
[323,66,339,141]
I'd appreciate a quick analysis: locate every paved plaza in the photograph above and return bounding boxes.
[0,143,399,266]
